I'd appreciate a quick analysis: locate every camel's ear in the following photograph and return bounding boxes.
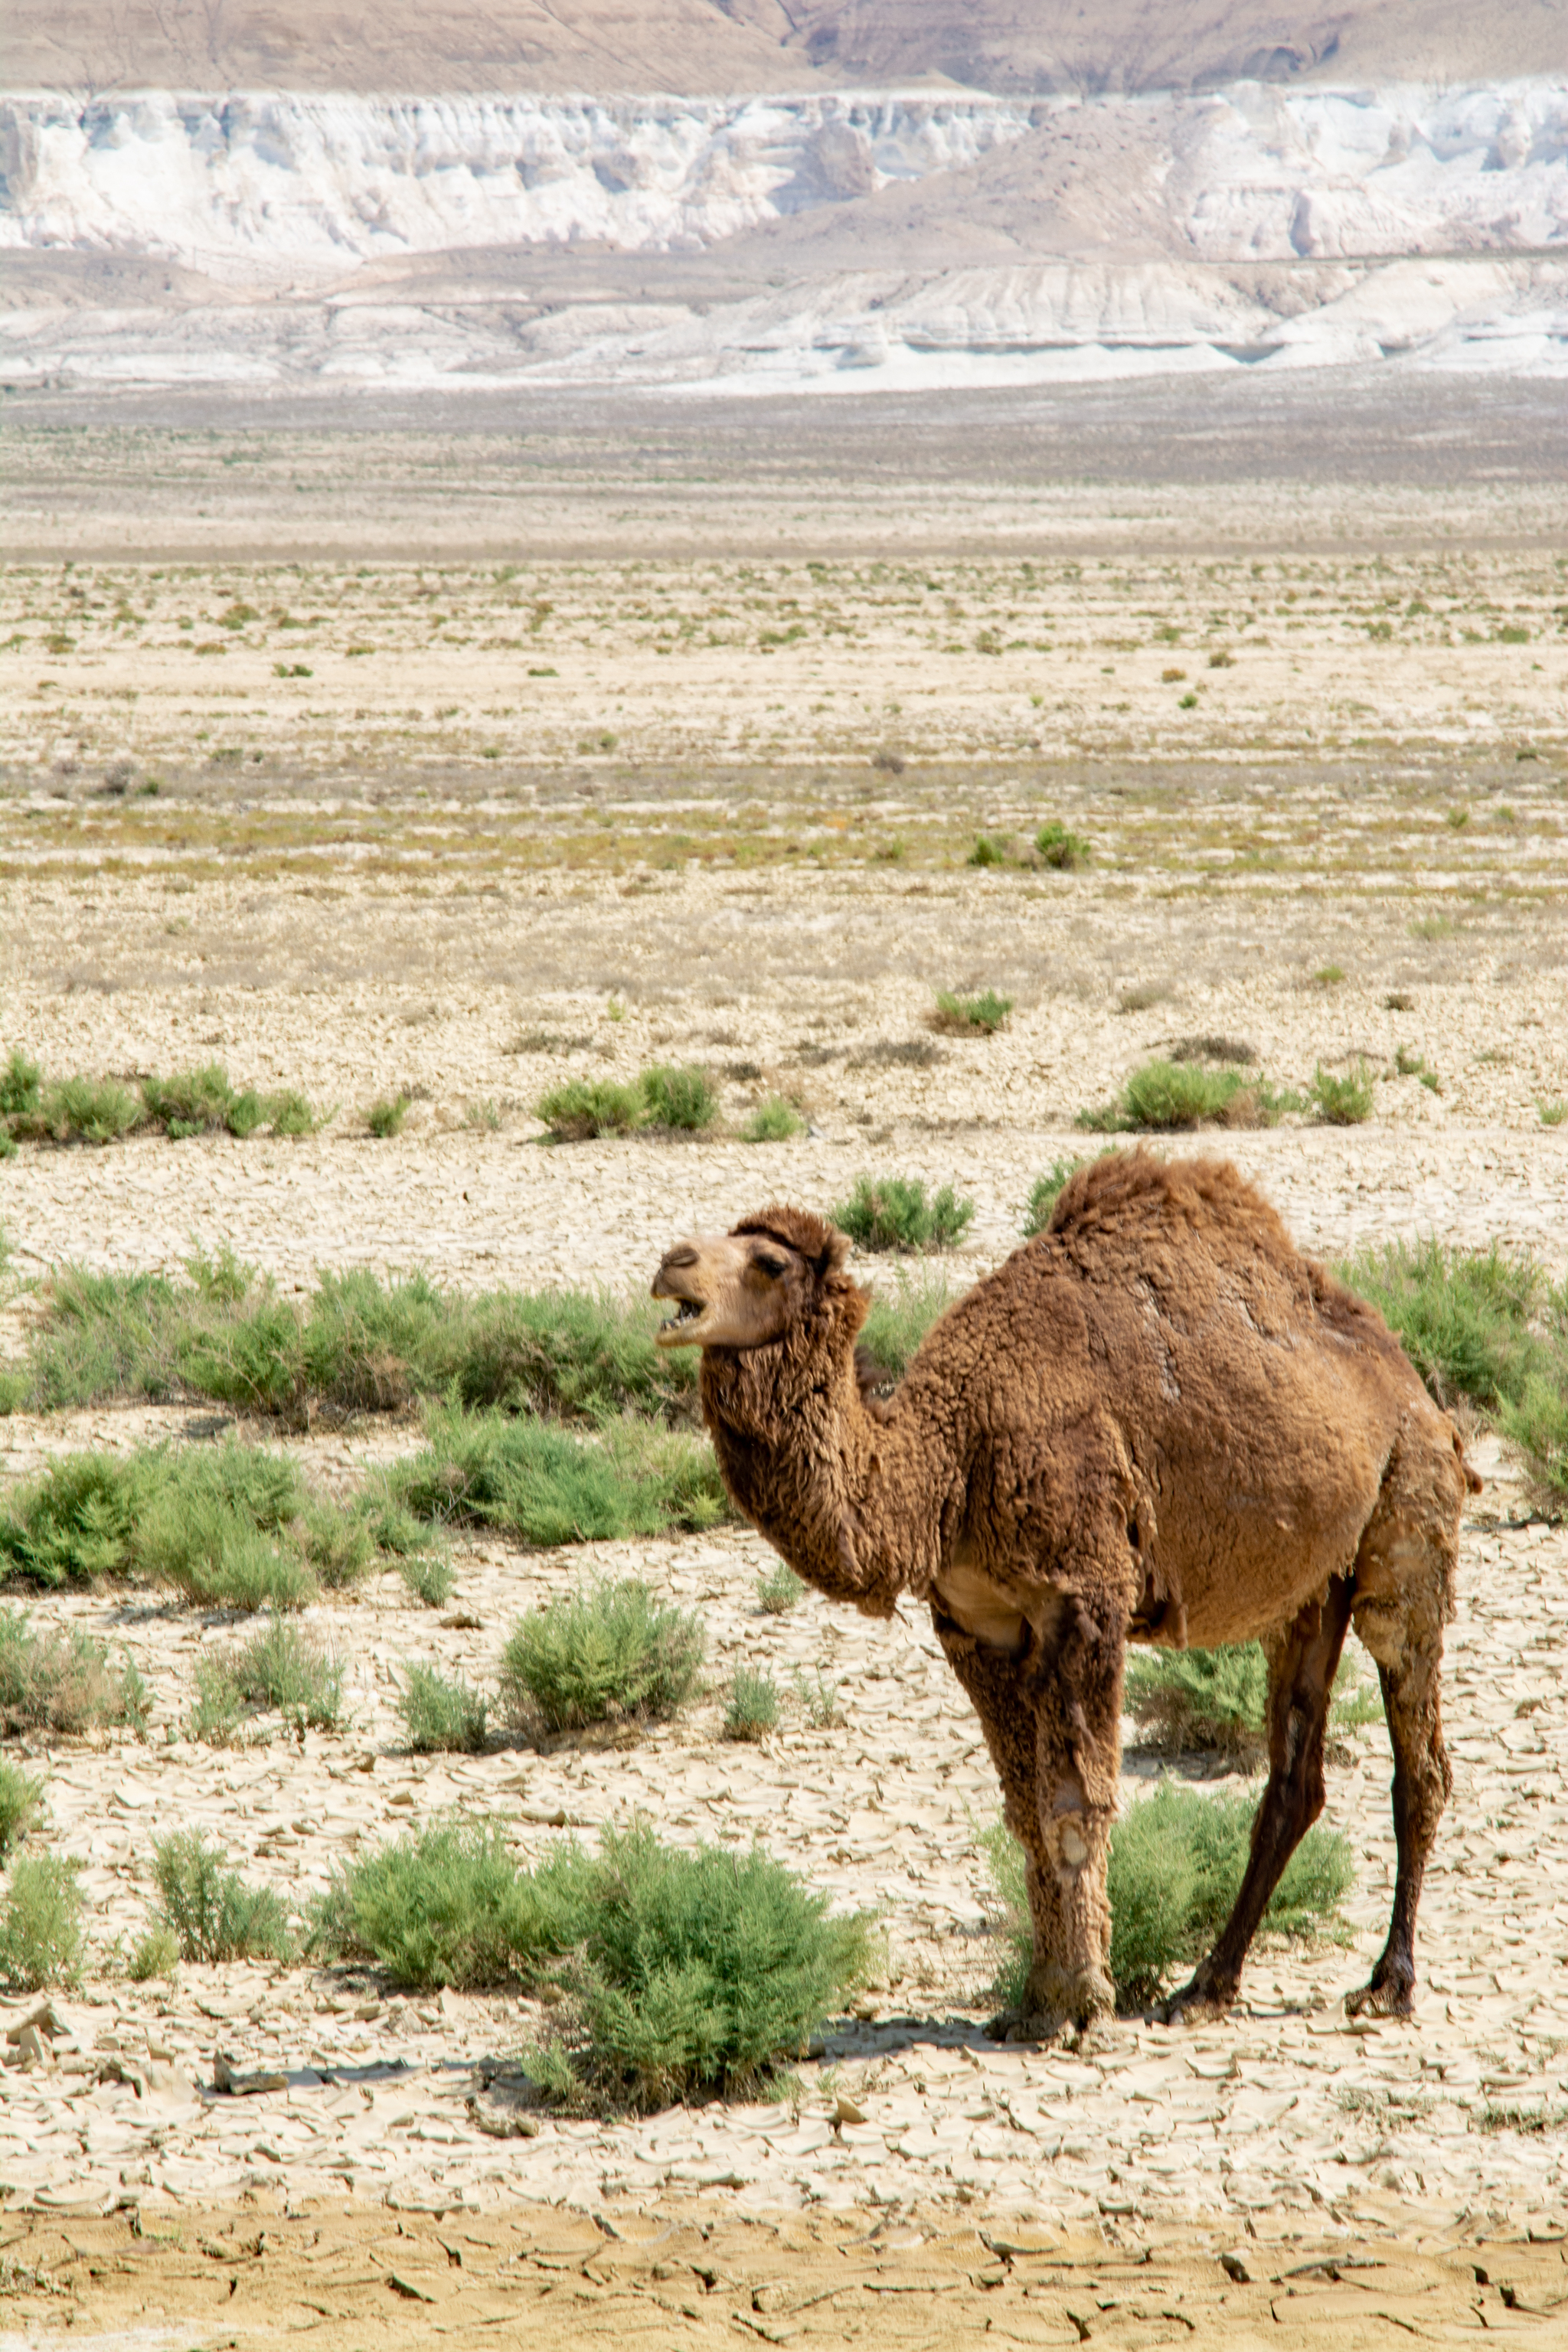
[731,1204,849,1280]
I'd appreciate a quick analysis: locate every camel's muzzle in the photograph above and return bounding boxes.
[652,1245,713,1347]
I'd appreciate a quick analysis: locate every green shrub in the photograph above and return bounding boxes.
[856,1264,955,1383]
[385,1403,726,1549]
[931,988,1013,1035]
[0,1854,85,1990]
[0,1440,362,1610]
[1310,1063,1374,1125]
[22,1259,696,1426]
[313,1819,871,2110]
[0,1609,148,1736]
[1125,1645,1269,1762]
[0,1050,41,1117]
[640,1063,717,1132]
[1497,1372,1568,1511]
[152,1831,293,1962]
[139,1063,312,1140]
[398,1664,488,1753]
[536,1078,643,1140]
[1022,1155,1087,1236]
[1078,1060,1295,1134]
[500,1578,704,1733]
[743,1097,806,1142]
[191,1615,344,1743]
[967,835,1007,868]
[0,1761,44,1860]
[984,1781,1352,2012]
[756,1563,805,1614]
[366,1093,409,1139]
[16,1076,142,1147]
[833,1174,974,1254]
[1338,1238,1544,1412]
[724,1669,780,1742]
[1035,821,1090,871]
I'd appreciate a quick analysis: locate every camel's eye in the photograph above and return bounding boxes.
[754,1250,789,1279]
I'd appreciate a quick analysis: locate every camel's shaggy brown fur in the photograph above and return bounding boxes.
[652,1152,1475,2036]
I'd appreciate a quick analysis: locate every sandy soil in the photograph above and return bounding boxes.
[2,425,1567,2334]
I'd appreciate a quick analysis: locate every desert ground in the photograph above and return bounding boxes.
[1,380,1567,2344]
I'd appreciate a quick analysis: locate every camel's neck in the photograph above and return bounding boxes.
[698,1301,956,1619]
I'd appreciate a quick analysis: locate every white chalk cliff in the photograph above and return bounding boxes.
[2,80,1565,390]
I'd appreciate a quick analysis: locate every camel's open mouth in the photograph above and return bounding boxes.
[656,1298,708,1347]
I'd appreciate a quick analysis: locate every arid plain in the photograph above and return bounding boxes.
[2,381,1568,2344]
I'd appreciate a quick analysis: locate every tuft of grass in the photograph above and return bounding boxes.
[500,1577,704,1733]
[152,1831,293,1962]
[967,834,1008,868]
[833,1175,974,1254]
[314,1819,871,2110]
[930,988,1013,1036]
[793,1670,843,1729]
[641,1063,717,1132]
[398,1663,488,1754]
[984,1782,1352,2014]
[1312,964,1345,987]
[1079,1060,1296,1134]
[0,1608,148,1736]
[191,1615,344,1743]
[21,1259,696,1426]
[1034,820,1090,871]
[743,1096,806,1143]
[0,1761,44,1860]
[366,1093,410,1139]
[756,1563,805,1614]
[13,1075,142,1147]
[397,1551,454,1608]
[0,1854,85,1991]
[127,1921,181,1981]
[0,1050,42,1117]
[1023,1154,1087,1236]
[857,1264,956,1381]
[1395,1047,1442,1094]
[724,1668,780,1743]
[1309,1063,1374,1125]
[1537,1099,1567,1129]
[0,1441,364,1610]
[535,1077,643,1140]
[384,1402,726,1549]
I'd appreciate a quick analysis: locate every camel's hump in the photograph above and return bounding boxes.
[1047,1148,1299,1271]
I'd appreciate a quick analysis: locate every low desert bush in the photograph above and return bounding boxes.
[312,1818,872,2110]
[967,834,1008,868]
[128,1921,182,1981]
[930,988,1013,1036]
[1126,1643,1386,1762]
[398,1663,489,1753]
[383,1403,726,1549]
[21,1258,695,1426]
[1537,1099,1568,1128]
[191,1615,344,1743]
[833,1175,974,1254]
[793,1670,844,1729]
[0,1609,149,1736]
[756,1563,805,1614]
[0,1441,364,1610]
[641,1063,717,1132]
[857,1266,956,1381]
[501,1577,704,1733]
[152,1831,293,1962]
[1078,1060,1297,1135]
[139,1063,322,1140]
[984,1781,1353,2012]
[724,1669,780,1743]
[14,1075,142,1147]
[397,1552,455,1609]
[2,1059,318,1149]
[0,1050,42,1117]
[365,1093,410,1139]
[0,1854,85,1990]
[743,1097,806,1143]
[1309,1062,1374,1125]
[1022,1153,1089,1236]
[535,1078,643,1141]
[1034,820,1090,870]
[0,1760,44,1860]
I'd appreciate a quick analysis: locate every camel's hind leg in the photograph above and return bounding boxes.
[1344,1432,1462,2018]
[1165,1578,1354,2023]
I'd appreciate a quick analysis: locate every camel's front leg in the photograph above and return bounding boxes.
[1029,1588,1122,2032]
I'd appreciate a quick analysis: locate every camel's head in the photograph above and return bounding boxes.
[652,1204,855,1354]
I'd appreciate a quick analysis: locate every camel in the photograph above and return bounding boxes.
[652,1152,1477,2038]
